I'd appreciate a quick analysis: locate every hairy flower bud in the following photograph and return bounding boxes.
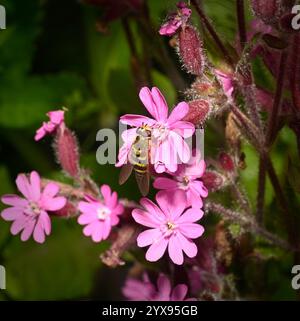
[184,99,210,124]
[54,126,80,178]
[251,0,283,25]
[177,26,204,75]
[219,152,235,172]
[202,170,225,192]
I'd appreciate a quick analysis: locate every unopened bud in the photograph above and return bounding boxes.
[177,26,204,75]
[251,0,283,25]
[202,171,225,192]
[184,99,210,124]
[55,126,80,178]
[219,152,235,172]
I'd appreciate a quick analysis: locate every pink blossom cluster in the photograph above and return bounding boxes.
[123,273,196,301]
[116,86,208,265]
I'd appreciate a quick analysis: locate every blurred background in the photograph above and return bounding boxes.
[0,0,299,300]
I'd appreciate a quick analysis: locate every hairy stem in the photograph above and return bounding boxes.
[266,50,288,146]
[256,155,266,224]
[205,201,292,250]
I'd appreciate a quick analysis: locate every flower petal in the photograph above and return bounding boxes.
[145,236,168,262]
[156,190,186,221]
[153,177,178,190]
[151,87,168,121]
[177,232,198,257]
[120,114,154,127]
[167,102,189,125]
[16,174,31,199]
[29,171,41,202]
[169,131,191,164]
[157,274,172,298]
[1,195,28,207]
[176,208,204,223]
[42,182,60,199]
[140,197,165,220]
[43,196,66,212]
[171,284,188,301]
[179,222,205,239]
[137,228,162,247]
[168,234,184,265]
[132,208,161,228]
[1,207,23,221]
[20,218,35,241]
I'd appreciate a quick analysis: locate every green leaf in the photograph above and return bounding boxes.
[0,73,87,128]
[4,221,106,300]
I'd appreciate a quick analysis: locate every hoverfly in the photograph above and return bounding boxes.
[119,125,152,196]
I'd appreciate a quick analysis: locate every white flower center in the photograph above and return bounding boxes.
[161,221,177,237]
[27,201,41,215]
[97,206,111,220]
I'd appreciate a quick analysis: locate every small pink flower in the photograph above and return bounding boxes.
[1,171,66,243]
[132,190,205,265]
[35,110,65,141]
[215,70,234,101]
[77,185,124,242]
[159,2,192,36]
[154,150,208,208]
[123,273,196,301]
[118,87,195,173]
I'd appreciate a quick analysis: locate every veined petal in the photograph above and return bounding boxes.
[169,131,191,164]
[140,198,165,220]
[157,274,172,298]
[171,121,195,138]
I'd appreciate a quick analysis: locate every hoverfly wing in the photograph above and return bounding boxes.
[119,163,134,185]
[135,169,150,196]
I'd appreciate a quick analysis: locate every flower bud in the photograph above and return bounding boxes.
[202,170,225,192]
[54,126,80,178]
[177,26,204,75]
[251,0,283,25]
[184,99,210,124]
[218,152,235,172]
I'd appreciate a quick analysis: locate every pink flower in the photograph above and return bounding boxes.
[154,150,208,208]
[1,171,66,243]
[132,190,205,265]
[123,273,196,301]
[159,2,192,36]
[215,69,234,101]
[118,87,195,173]
[77,185,124,242]
[35,110,65,141]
